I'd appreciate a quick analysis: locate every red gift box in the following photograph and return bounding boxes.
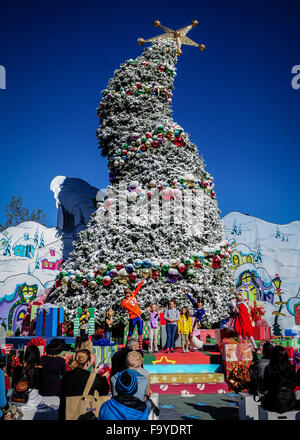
[253,325,270,340]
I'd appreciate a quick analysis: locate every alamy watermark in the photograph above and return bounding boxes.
[0,65,6,90]
[291,65,300,90]
[97,182,205,238]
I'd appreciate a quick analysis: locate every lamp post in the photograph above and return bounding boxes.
[272,274,283,337]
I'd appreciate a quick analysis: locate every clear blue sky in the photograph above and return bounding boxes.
[0,0,299,228]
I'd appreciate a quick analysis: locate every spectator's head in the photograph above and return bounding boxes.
[82,304,88,313]
[125,351,143,369]
[0,360,5,371]
[106,308,114,317]
[127,338,139,350]
[115,369,138,396]
[70,349,91,370]
[262,342,274,359]
[24,345,41,367]
[269,345,291,373]
[169,300,176,309]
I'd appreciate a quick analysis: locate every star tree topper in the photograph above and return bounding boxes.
[138,19,205,56]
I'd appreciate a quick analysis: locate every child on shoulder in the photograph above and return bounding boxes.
[178,306,193,353]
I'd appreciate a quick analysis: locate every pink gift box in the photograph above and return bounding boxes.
[198,329,216,342]
[222,341,253,362]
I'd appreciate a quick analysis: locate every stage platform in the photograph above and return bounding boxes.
[0,336,76,350]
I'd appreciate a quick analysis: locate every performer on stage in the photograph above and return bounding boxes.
[121,280,144,350]
[233,291,257,349]
[182,288,205,330]
[79,304,90,340]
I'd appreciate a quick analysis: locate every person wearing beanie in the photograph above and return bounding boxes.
[98,369,149,420]
[111,351,151,405]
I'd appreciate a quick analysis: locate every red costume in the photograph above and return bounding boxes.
[234,301,254,338]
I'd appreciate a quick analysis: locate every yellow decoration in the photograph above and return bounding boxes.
[153,356,176,365]
[137,19,206,56]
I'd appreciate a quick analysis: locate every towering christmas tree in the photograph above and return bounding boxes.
[48,20,235,326]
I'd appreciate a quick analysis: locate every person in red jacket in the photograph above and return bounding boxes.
[233,291,256,349]
[121,280,144,350]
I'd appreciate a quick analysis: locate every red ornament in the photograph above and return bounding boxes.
[129,272,138,281]
[55,280,62,288]
[194,260,202,268]
[212,256,221,269]
[174,137,183,147]
[178,263,186,273]
[152,270,159,280]
[81,280,88,287]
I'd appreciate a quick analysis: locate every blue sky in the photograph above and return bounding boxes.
[0,0,299,228]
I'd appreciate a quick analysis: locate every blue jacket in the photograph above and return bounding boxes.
[98,397,149,420]
[186,293,205,322]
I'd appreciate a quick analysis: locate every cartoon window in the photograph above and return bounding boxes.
[246,255,254,264]
[242,272,252,283]
[232,254,240,265]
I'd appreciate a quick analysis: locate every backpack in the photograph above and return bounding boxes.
[11,370,31,404]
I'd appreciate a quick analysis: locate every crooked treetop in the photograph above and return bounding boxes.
[137,19,206,56]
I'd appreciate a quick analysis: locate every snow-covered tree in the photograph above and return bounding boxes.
[47,22,235,326]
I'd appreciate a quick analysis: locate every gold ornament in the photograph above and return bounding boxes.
[137,19,205,56]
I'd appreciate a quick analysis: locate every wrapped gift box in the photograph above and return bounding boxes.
[215,328,237,346]
[30,305,38,322]
[224,360,252,381]
[36,307,64,336]
[271,338,297,348]
[253,325,270,340]
[285,329,300,337]
[199,329,216,342]
[222,341,253,362]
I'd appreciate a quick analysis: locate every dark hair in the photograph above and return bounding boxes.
[0,360,5,370]
[82,304,88,309]
[24,345,41,385]
[267,345,295,385]
[262,342,274,360]
[197,298,204,305]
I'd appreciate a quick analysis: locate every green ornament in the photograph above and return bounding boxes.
[107,261,116,270]
[161,263,170,272]
[96,275,103,284]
